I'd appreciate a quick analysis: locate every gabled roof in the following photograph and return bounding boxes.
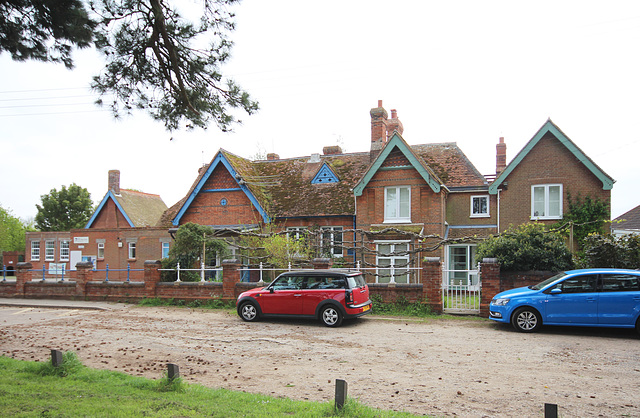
[353,132,445,196]
[171,150,270,226]
[86,189,167,228]
[161,135,490,225]
[489,119,615,194]
[613,205,640,231]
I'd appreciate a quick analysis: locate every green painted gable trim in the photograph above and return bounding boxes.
[353,133,441,196]
[489,120,614,194]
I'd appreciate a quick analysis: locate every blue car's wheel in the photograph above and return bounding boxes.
[511,307,541,333]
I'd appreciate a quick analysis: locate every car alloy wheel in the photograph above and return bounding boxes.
[240,302,258,322]
[321,306,343,327]
[512,307,541,332]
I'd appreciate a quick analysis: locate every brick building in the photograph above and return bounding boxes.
[26,171,169,280]
[23,101,614,288]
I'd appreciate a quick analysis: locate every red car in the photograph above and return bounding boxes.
[236,269,372,327]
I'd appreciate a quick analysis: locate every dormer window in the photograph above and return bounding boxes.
[311,163,339,184]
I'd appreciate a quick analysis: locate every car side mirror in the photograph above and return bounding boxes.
[269,287,274,293]
[550,288,562,295]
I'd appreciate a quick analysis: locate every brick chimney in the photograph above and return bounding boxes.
[370,100,389,160]
[267,153,280,160]
[387,109,404,137]
[496,137,507,175]
[108,170,120,195]
[323,145,342,155]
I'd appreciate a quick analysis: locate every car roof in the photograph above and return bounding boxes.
[564,268,640,275]
[279,269,362,277]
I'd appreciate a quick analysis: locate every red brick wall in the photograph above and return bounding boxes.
[180,165,264,228]
[498,132,611,231]
[90,199,131,229]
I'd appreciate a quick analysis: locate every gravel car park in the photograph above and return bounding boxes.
[1,303,638,417]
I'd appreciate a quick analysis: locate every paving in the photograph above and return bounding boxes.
[0,297,130,311]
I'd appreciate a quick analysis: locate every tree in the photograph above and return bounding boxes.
[35,183,94,231]
[0,0,258,132]
[0,0,95,68]
[0,205,33,263]
[475,223,573,272]
[164,222,227,281]
[554,194,610,251]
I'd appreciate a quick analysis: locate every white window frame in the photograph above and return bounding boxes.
[384,186,411,223]
[161,242,170,259]
[470,195,490,218]
[376,241,410,284]
[97,242,105,259]
[128,242,136,260]
[286,227,308,241]
[59,240,70,262]
[45,240,55,261]
[531,184,563,220]
[31,241,40,261]
[320,226,343,257]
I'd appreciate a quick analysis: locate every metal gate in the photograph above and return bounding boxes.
[442,264,480,314]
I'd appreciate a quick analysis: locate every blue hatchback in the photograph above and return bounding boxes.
[489,268,640,333]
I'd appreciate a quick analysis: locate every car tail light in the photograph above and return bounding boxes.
[345,290,353,305]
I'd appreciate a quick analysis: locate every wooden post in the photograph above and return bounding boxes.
[335,379,348,410]
[544,403,558,418]
[167,363,180,380]
[51,349,63,367]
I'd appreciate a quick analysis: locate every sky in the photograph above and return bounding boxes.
[2,0,640,222]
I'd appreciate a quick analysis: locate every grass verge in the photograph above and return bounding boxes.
[0,353,418,417]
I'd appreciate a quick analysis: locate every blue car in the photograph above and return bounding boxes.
[489,268,640,333]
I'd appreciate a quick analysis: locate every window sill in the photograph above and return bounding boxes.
[470,214,490,218]
[530,216,562,221]
[383,220,412,224]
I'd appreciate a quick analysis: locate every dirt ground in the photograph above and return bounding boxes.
[1,304,639,417]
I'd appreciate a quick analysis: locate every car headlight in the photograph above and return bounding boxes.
[492,298,510,306]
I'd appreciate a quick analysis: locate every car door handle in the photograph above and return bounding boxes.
[294,294,303,297]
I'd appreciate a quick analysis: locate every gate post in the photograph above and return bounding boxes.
[74,261,94,298]
[144,260,162,297]
[479,258,500,318]
[15,262,32,297]
[222,259,241,299]
[312,258,333,270]
[422,257,442,313]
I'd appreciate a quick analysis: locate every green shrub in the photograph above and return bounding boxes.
[476,223,573,271]
[577,233,640,268]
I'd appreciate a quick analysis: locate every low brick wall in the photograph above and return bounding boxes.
[1,258,446,314]
[368,283,423,303]
[499,270,555,292]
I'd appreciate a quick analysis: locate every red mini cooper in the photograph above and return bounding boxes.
[236,269,372,327]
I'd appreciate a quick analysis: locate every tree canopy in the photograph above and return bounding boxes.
[0,205,33,259]
[0,0,258,131]
[35,184,94,231]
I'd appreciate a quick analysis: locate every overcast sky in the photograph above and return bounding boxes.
[2,0,639,222]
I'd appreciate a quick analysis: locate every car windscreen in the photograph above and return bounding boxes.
[530,272,567,290]
[346,274,366,289]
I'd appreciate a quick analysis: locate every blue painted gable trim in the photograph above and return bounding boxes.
[85,191,135,228]
[172,152,270,226]
[311,163,339,184]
